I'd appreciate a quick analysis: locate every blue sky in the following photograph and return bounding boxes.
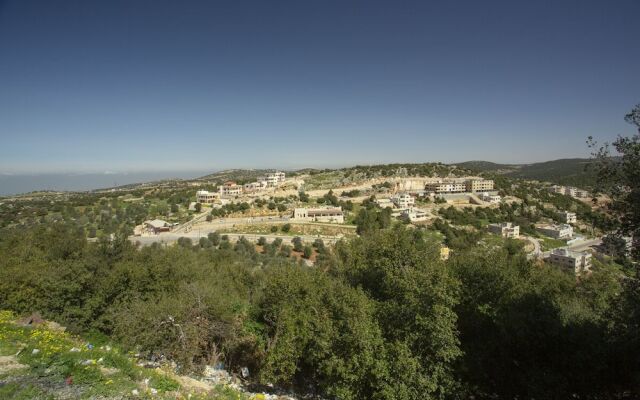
[0,0,638,173]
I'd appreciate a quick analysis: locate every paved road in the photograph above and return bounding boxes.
[523,236,542,259]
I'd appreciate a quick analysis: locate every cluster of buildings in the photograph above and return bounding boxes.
[425,178,494,194]
[537,223,573,239]
[488,222,520,238]
[293,207,345,223]
[549,185,590,199]
[196,172,287,202]
[548,248,592,275]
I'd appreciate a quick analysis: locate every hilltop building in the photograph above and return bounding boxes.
[196,190,219,204]
[558,211,577,224]
[425,178,494,194]
[293,207,344,223]
[549,248,592,275]
[488,222,520,238]
[218,181,242,197]
[479,192,501,203]
[549,185,590,199]
[243,181,268,192]
[537,224,573,239]
[401,208,428,222]
[258,171,286,187]
[466,179,495,192]
[392,193,415,209]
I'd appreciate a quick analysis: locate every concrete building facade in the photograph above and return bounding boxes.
[258,171,286,187]
[392,193,415,209]
[549,248,592,274]
[558,211,577,224]
[293,207,345,223]
[488,222,520,238]
[196,190,219,204]
[537,224,573,239]
[218,182,243,197]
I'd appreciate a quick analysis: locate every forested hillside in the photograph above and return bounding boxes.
[456,158,597,187]
[1,223,638,399]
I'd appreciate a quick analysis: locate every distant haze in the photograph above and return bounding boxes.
[0,171,210,197]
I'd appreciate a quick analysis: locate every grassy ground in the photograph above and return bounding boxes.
[0,311,250,400]
[538,236,567,251]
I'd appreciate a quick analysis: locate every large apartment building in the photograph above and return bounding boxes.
[196,190,219,204]
[218,181,243,197]
[425,181,467,194]
[425,178,494,194]
[466,179,495,192]
[293,207,344,223]
[258,171,286,187]
[537,224,573,239]
[549,248,592,275]
[549,185,590,199]
[488,222,520,238]
[391,193,415,209]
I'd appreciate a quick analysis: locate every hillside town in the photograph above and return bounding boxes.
[119,166,625,276]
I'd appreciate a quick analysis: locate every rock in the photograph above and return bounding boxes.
[0,356,27,374]
[17,312,44,327]
[202,365,232,384]
[131,388,139,396]
[31,349,40,355]
[45,321,66,332]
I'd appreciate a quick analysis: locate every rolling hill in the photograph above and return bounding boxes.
[456,158,596,187]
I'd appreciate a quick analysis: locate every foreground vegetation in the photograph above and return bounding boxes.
[0,311,248,399]
[0,221,638,399]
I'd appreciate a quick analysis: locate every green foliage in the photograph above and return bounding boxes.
[354,207,392,235]
[1,218,639,398]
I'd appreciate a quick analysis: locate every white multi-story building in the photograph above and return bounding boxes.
[425,181,466,194]
[425,178,493,194]
[293,207,344,223]
[549,248,592,274]
[549,185,590,199]
[558,211,577,224]
[258,171,286,187]
[537,224,573,239]
[401,207,428,222]
[479,192,501,203]
[391,193,415,209]
[218,181,243,197]
[488,222,520,238]
[243,181,268,192]
[196,190,219,204]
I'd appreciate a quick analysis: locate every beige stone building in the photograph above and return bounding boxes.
[293,207,344,223]
[196,190,219,204]
[549,248,592,274]
[488,222,520,238]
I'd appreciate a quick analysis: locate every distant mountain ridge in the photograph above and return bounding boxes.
[455,158,596,187]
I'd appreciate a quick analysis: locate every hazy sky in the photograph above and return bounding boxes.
[0,0,638,173]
